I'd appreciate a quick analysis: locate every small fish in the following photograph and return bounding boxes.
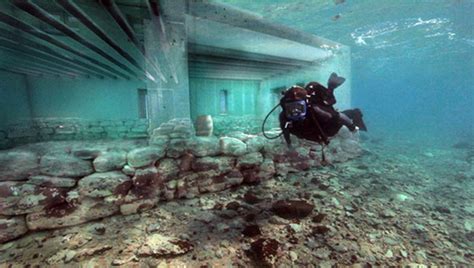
[334,0,345,5]
[332,14,341,21]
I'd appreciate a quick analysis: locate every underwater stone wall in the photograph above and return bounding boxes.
[0,118,362,243]
[212,115,263,136]
[0,118,150,149]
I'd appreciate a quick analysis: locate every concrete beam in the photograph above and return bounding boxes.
[0,48,80,78]
[13,0,138,77]
[189,62,281,75]
[57,0,144,71]
[188,1,341,50]
[189,43,314,67]
[0,10,131,79]
[0,66,43,77]
[0,37,104,78]
[189,54,300,72]
[0,27,117,78]
[98,0,142,50]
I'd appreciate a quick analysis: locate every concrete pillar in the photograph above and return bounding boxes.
[145,0,190,129]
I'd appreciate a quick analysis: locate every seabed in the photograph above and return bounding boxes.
[0,134,473,267]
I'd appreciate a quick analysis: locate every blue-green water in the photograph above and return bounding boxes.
[219,0,474,145]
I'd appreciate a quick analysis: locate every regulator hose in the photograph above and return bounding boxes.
[261,103,283,139]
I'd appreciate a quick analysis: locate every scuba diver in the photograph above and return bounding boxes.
[275,72,367,149]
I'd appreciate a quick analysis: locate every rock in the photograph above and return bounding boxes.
[28,175,76,188]
[0,216,28,243]
[149,135,170,147]
[312,225,330,235]
[26,198,119,230]
[242,224,261,237]
[243,192,262,204]
[380,209,397,218]
[89,223,106,235]
[249,238,280,267]
[93,151,126,172]
[156,158,179,182]
[188,137,220,157]
[245,136,266,153]
[138,234,193,257]
[64,250,77,263]
[237,152,264,169]
[271,200,314,219]
[385,249,394,258]
[122,165,136,176]
[72,149,102,160]
[0,151,38,181]
[435,206,451,214]
[40,154,93,178]
[220,137,247,156]
[74,245,112,261]
[289,251,298,262]
[78,171,131,198]
[128,167,162,199]
[289,223,302,233]
[192,156,234,173]
[120,198,158,215]
[166,139,189,158]
[127,146,166,168]
[312,213,327,223]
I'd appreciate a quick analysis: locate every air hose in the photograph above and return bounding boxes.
[261,103,283,139]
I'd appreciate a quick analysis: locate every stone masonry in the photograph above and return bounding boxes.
[0,118,362,243]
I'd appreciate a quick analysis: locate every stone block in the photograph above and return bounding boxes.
[127,167,163,200]
[156,158,179,182]
[237,152,264,169]
[220,137,247,156]
[246,136,266,153]
[127,146,166,168]
[7,125,36,138]
[78,171,131,198]
[0,216,28,243]
[166,139,189,158]
[0,151,39,181]
[26,198,119,231]
[28,175,76,188]
[192,156,234,173]
[187,136,220,157]
[93,151,127,172]
[149,135,170,147]
[40,154,94,178]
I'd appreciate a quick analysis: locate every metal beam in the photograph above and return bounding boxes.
[12,0,138,77]
[189,43,314,67]
[0,10,131,79]
[0,37,103,78]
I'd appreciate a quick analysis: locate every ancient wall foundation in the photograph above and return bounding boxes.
[0,118,150,150]
[0,118,362,243]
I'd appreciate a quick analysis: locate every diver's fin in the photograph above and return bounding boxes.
[327,72,346,91]
[342,108,367,131]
